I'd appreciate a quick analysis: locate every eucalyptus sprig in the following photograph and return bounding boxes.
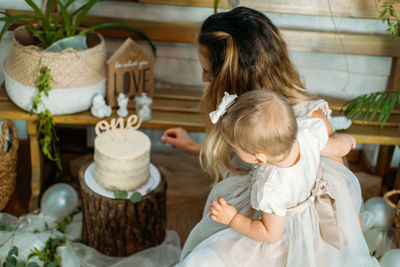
[30,65,63,175]
[0,223,14,232]
[343,90,400,128]
[1,246,40,267]
[114,190,143,203]
[380,1,399,39]
[28,237,66,267]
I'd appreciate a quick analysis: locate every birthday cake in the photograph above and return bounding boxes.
[93,117,151,191]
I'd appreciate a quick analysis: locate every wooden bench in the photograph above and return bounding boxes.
[2,0,400,209]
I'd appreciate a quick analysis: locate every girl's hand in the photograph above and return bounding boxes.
[321,133,356,164]
[161,127,202,156]
[209,197,238,226]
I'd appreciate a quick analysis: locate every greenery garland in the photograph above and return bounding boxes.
[30,65,63,179]
[380,1,399,39]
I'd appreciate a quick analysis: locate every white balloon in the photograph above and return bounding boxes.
[363,228,397,258]
[364,197,395,228]
[360,210,377,231]
[41,183,79,220]
[380,249,400,267]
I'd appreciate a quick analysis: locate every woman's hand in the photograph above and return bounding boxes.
[209,197,238,226]
[161,127,202,156]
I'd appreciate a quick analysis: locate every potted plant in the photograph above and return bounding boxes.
[0,0,154,116]
[0,0,155,180]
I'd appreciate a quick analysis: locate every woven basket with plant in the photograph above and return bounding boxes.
[0,120,19,211]
[0,0,154,180]
[0,0,154,116]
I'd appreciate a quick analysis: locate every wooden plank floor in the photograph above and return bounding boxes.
[3,138,380,247]
[2,139,213,246]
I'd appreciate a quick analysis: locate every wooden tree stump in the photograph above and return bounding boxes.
[79,160,167,257]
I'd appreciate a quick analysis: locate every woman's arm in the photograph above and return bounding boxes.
[161,127,202,156]
[311,109,354,164]
[209,197,285,243]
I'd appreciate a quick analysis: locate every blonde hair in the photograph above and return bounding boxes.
[220,90,297,160]
[199,7,313,181]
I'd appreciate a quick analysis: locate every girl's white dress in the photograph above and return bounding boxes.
[178,100,374,266]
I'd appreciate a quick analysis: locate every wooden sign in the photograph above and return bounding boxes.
[95,115,141,137]
[106,38,154,108]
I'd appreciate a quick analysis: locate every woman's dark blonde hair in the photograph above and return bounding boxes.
[220,90,297,161]
[199,7,313,181]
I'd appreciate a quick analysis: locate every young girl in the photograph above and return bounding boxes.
[180,90,373,266]
[166,7,363,261]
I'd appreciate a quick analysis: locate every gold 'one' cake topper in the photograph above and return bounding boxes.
[95,114,142,137]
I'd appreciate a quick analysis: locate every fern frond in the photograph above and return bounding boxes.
[343,90,400,128]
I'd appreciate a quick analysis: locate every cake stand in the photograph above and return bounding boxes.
[78,160,166,257]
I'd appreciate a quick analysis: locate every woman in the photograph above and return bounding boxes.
[160,6,362,263]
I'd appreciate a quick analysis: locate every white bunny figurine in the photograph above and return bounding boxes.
[91,94,112,118]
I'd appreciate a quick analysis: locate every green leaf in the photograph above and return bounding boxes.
[130,192,142,203]
[368,93,386,122]
[361,93,379,125]
[71,0,101,35]
[6,225,13,232]
[6,256,17,266]
[343,95,364,116]
[16,262,25,267]
[27,262,40,267]
[114,189,128,199]
[28,248,40,259]
[8,246,18,258]
[344,95,365,119]
[45,0,53,23]
[56,217,71,233]
[379,0,400,38]
[353,95,372,119]
[378,93,393,123]
[379,91,400,128]
[56,0,71,37]
[214,0,221,13]
[78,23,156,56]
[349,93,373,124]
[24,0,54,36]
[0,13,37,41]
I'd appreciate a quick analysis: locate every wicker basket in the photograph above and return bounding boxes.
[3,25,107,115]
[383,189,400,248]
[0,120,19,210]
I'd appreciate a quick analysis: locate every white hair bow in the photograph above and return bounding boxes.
[209,92,238,124]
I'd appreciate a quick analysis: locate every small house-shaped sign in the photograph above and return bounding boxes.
[106,38,154,108]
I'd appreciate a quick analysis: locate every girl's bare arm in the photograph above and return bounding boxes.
[209,197,285,243]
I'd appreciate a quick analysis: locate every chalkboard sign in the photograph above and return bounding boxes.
[106,38,154,108]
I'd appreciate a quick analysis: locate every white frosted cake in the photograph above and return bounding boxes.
[94,129,151,191]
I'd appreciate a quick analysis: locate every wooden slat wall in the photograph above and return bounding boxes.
[6,10,400,57]
[114,0,399,20]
